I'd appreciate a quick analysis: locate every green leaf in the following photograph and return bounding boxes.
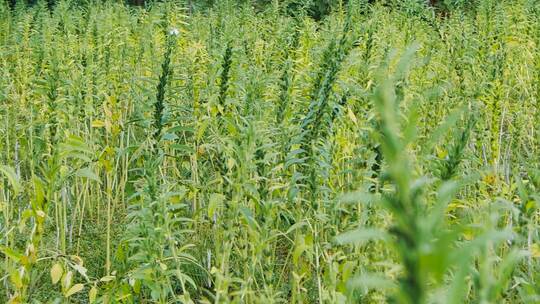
[239,207,260,231]
[74,167,100,182]
[208,193,225,219]
[285,221,307,235]
[458,230,514,257]
[196,119,210,141]
[0,165,21,195]
[0,246,23,262]
[166,125,195,134]
[446,259,470,304]
[161,133,178,141]
[424,105,466,153]
[335,228,389,245]
[426,180,460,230]
[31,176,46,210]
[170,144,194,154]
[174,270,198,290]
[491,250,528,298]
[348,273,396,290]
[338,191,376,205]
[59,135,93,161]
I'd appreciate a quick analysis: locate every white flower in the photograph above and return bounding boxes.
[169,28,179,36]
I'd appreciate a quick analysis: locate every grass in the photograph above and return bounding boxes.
[0,0,539,303]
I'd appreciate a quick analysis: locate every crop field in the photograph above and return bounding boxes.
[0,0,540,303]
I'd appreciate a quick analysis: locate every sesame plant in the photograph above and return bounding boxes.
[0,0,539,303]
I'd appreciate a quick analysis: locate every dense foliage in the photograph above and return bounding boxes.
[1,0,539,303]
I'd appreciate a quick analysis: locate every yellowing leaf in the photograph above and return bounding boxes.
[7,293,22,304]
[436,146,448,159]
[526,200,536,212]
[483,173,497,186]
[65,283,84,297]
[347,107,357,125]
[91,120,105,128]
[89,286,98,303]
[462,229,474,241]
[62,270,73,290]
[99,275,115,282]
[226,158,235,170]
[36,210,46,218]
[197,145,205,155]
[10,269,23,289]
[71,255,84,265]
[531,244,540,258]
[51,263,63,285]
